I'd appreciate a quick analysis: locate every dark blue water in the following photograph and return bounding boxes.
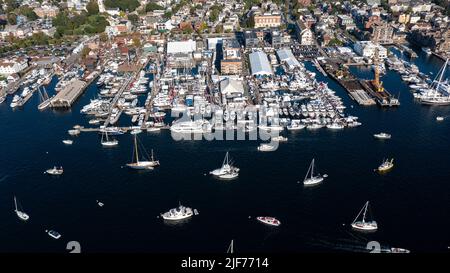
[0,52,449,253]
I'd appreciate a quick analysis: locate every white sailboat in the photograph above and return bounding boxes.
[126,135,154,170]
[227,240,234,254]
[14,196,29,221]
[101,131,118,146]
[303,158,325,185]
[351,201,378,232]
[37,86,52,110]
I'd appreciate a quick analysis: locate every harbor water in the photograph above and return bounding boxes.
[0,50,449,252]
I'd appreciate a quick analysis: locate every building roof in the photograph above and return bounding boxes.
[220,78,244,96]
[249,51,273,76]
[276,48,300,68]
[167,40,197,54]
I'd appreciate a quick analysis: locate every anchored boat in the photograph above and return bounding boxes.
[14,196,29,221]
[377,158,394,172]
[210,152,239,179]
[256,217,281,227]
[351,201,378,232]
[161,203,194,221]
[303,158,325,186]
[126,135,156,169]
[45,166,63,175]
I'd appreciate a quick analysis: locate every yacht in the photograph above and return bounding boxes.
[351,201,378,232]
[326,123,344,130]
[303,158,325,186]
[46,229,62,239]
[210,152,239,179]
[68,129,80,136]
[422,47,432,55]
[374,132,391,139]
[62,139,73,145]
[161,204,194,221]
[271,136,288,142]
[257,143,276,152]
[45,166,63,175]
[126,135,154,170]
[419,58,450,105]
[377,158,394,172]
[10,95,23,108]
[287,120,305,130]
[14,196,30,221]
[170,120,211,133]
[256,217,281,227]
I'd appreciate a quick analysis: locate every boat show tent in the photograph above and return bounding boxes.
[276,48,301,70]
[249,51,273,76]
[167,40,197,54]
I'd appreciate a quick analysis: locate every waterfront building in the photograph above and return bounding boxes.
[353,41,387,60]
[0,58,28,76]
[221,39,243,75]
[276,48,301,70]
[295,20,314,46]
[249,51,273,77]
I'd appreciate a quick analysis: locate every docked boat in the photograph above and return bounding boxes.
[210,152,239,179]
[10,95,23,108]
[271,136,288,142]
[101,131,118,147]
[14,196,29,221]
[161,204,194,221]
[389,248,411,253]
[126,135,155,169]
[351,201,378,232]
[0,95,6,104]
[256,217,281,227]
[46,229,62,239]
[37,87,52,110]
[419,58,450,105]
[45,166,63,175]
[374,132,391,139]
[68,129,80,136]
[422,47,432,55]
[377,158,394,172]
[130,128,142,135]
[62,139,73,145]
[326,123,344,130]
[303,158,325,186]
[257,143,276,152]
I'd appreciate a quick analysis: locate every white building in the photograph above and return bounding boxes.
[220,78,245,100]
[167,40,196,54]
[276,48,300,70]
[0,58,28,75]
[249,51,273,76]
[353,41,387,60]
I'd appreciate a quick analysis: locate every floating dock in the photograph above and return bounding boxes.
[360,81,400,107]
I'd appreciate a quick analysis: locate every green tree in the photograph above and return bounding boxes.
[104,0,140,12]
[128,14,139,26]
[99,32,108,42]
[86,0,99,16]
[145,3,163,12]
[7,13,16,25]
[215,24,223,33]
[132,36,141,47]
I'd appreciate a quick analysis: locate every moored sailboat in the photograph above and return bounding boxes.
[14,196,29,221]
[351,201,378,232]
[126,135,155,169]
[302,158,325,186]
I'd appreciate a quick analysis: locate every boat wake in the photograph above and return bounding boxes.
[0,175,9,183]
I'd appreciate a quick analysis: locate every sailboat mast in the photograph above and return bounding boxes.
[304,160,313,182]
[14,196,17,211]
[134,135,139,163]
[311,159,315,178]
[362,202,368,223]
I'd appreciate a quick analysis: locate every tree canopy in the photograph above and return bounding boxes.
[103,0,140,12]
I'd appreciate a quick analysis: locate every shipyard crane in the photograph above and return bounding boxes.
[372,47,384,93]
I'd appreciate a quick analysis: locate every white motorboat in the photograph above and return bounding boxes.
[257,144,276,152]
[10,95,23,108]
[14,196,29,221]
[271,136,288,142]
[377,158,394,172]
[303,158,325,186]
[210,152,239,179]
[68,129,80,136]
[46,229,62,239]
[45,166,63,175]
[62,139,73,145]
[126,135,155,170]
[161,204,194,221]
[351,201,378,232]
[96,200,104,207]
[256,217,281,227]
[327,123,344,130]
[436,116,444,121]
[373,132,391,139]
